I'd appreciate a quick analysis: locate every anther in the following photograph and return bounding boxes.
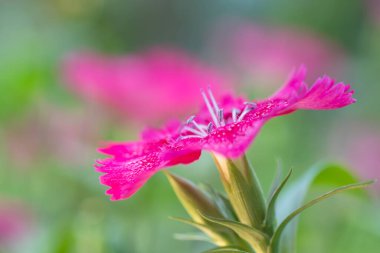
[244,102,257,109]
[207,122,214,133]
[218,109,225,126]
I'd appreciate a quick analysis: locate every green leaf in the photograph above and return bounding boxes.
[171,216,252,251]
[170,216,216,235]
[267,160,284,201]
[274,163,365,253]
[174,233,212,242]
[203,246,250,253]
[201,213,268,253]
[264,169,293,233]
[269,180,375,253]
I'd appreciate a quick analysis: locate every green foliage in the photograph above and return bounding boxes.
[203,247,250,253]
[269,180,374,253]
[274,163,368,253]
[170,162,374,253]
[264,169,293,234]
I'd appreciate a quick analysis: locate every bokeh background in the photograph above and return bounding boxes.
[1,0,380,252]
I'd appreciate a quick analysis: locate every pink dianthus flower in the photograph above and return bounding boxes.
[96,66,355,200]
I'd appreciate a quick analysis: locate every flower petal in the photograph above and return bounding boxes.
[293,76,356,110]
[270,65,308,102]
[203,119,266,157]
[271,66,355,113]
[96,153,163,200]
[96,138,201,200]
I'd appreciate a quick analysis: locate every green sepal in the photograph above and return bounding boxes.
[201,213,269,253]
[269,180,375,253]
[203,246,251,253]
[200,183,238,221]
[166,172,223,222]
[212,155,266,230]
[166,173,242,246]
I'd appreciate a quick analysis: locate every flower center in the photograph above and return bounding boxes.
[179,88,257,140]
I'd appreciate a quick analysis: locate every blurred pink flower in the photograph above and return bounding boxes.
[367,0,380,25]
[0,198,32,246]
[210,21,344,89]
[96,66,355,200]
[62,48,231,124]
[329,122,380,191]
[4,101,103,169]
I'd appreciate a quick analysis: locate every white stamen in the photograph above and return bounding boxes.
[178,135,203,140]
[187,115,207,135]
[237,105,254,122]
[183,126,206,137]
[232,108,240,122]
[186,115,196,124]
[244,102,257,109]
[201,89,220,127]
[207,87,220,115]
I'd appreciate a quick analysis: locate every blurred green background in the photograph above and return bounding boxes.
[1,0,379,252]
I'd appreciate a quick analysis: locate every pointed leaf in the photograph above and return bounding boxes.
[203,246,250,253]
[264,169,293,233]
[274,163,365,253]
[201,213,268,253]
[170,216,216,235]
[270,180,375,252]
[174,233,212,242]
[171,216,251,251]
[267,160,284,199]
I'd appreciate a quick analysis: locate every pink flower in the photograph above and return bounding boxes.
[367,0,380,25]
[0,199,33,246]
[210,21,344,88]
[96,66,356,200]
[62,47,231,123]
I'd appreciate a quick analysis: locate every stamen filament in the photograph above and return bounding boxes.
[207,87,220,115]
[183,126,206,137]
[179,135,203,140]
[201,89,220,127]
[187,115,207,135]
[237,106,253,122]
[232,109,239,122]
